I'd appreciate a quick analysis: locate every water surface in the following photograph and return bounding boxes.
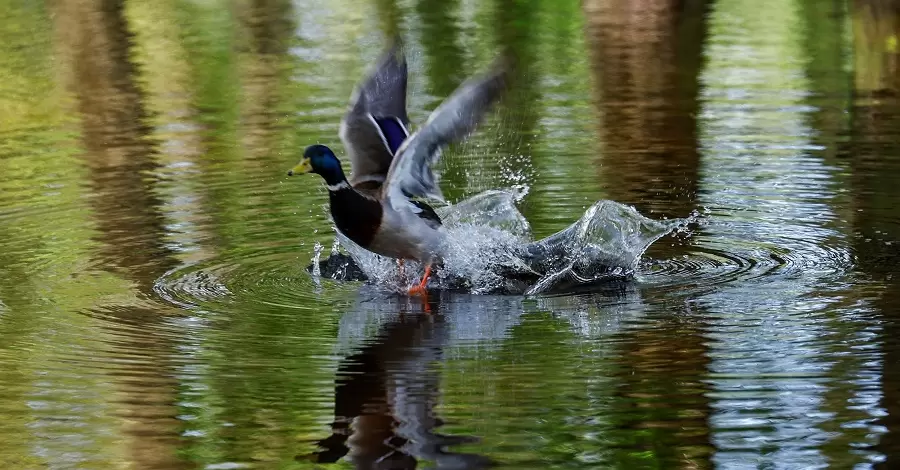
[1,0,900,468]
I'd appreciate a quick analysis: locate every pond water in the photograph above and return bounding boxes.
[2,0,900,468]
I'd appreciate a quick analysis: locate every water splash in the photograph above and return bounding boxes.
[437,190,531,237]
[311,241,323,278]
[330,191,685,295]
[519,201,680,295]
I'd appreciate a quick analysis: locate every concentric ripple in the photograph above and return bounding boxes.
[153,245,343,312]
[639,226,855,296]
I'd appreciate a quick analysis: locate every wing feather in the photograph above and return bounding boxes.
[382,57,510,210]
[339,38,410,186]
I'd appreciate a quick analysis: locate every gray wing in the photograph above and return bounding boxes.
[339,38,411,186]
[382,57,509,211]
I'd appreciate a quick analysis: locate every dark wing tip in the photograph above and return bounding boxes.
[384,34,404,55]
[380,34,407,72]
[494,48,517,73]
[490,47,517,84]
[470,50,515,107]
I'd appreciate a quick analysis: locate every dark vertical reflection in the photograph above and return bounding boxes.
[799,0,851,161]
[373,0,402,38]
[844,96,900,466]
[847,2,900,450]
[606,301,714,468]
[584,0,710,220]
[236,0,296,161]
[55,0,177,289]
[581,2,713,466]
[851,0,900,95]
[52,0,185,468]
[304,300,490,469]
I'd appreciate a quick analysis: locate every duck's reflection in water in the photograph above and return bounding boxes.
[308,296,493,469]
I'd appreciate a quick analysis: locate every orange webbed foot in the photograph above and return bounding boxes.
[407,264,432,297]
[408,284,428,296]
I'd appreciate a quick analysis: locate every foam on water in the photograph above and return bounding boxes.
[332,190,685,295]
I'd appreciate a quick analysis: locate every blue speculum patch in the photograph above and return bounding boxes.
[375,116,407,155]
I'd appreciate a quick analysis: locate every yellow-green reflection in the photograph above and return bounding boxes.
[852,0,900,95]
[0,0,899,468]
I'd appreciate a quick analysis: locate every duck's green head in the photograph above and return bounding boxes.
[288,144,346,186]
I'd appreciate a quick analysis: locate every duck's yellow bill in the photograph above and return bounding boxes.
[287,158,312,176]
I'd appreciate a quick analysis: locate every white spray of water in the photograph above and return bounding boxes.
[311,241,323,278]
[333,190,685,295]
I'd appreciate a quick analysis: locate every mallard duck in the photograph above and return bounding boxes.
[288,45,509,294]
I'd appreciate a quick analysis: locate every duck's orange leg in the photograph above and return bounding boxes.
[407,264,432,296]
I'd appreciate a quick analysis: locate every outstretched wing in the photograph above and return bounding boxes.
[382,57,510,211]
[339,38,411,186]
